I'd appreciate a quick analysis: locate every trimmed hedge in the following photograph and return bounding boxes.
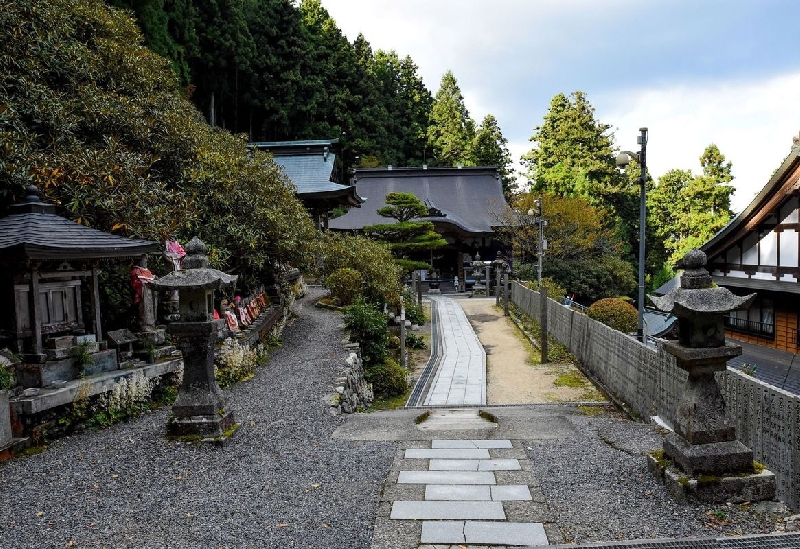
[587,297,637,334]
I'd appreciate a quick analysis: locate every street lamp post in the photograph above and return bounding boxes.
[616,127,649,342]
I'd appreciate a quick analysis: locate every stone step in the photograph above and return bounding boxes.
[425,484,532,501]
[429,458,521,471]
[420,520,548,546]
[390,500,505,520]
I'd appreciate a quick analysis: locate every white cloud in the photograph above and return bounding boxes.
[598,72,800,213]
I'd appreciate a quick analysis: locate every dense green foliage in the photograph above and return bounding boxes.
[472,114,517,199]
[365,192,447,273]
[316,232,403,304]
[365,357,407,398]
[499,193,636,303]
[343,299,388,367]
[0,0,316,292]
[426,71,475,166]
[648,144,735,266]
[587,298,638,334]
[325,267,363,306]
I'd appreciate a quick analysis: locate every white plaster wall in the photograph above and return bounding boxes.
[742,233,758,264]
[760,231,778,266]
[780,229,799,267]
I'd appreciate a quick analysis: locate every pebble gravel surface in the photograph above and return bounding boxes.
[0,288,395,549]
[526,410,794,544]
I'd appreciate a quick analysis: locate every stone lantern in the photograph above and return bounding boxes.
[649,249,775,502]
[153,237,238,443]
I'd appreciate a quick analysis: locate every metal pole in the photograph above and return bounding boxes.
[637,127,648,343]
[537,219,543,287]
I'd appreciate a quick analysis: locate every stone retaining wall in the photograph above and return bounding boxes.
[511,281,800,510]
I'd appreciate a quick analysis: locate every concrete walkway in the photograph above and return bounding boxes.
[422,296,486,406]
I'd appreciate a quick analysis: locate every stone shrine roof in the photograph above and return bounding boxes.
[0,186,159,262]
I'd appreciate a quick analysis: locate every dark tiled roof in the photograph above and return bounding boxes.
[249,139,363,205]
[328,167,508,234]
[0,187,159,261]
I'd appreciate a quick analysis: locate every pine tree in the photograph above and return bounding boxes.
[364,192,447,272]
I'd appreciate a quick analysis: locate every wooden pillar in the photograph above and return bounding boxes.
[91,263,102,339]
[29,263,43,356]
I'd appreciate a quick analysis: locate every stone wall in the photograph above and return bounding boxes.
[511,281,800,510]
[329,344,373,415]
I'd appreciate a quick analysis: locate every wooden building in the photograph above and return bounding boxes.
[248,139,363,229]
[702,144,800,351]
[328,166,510,284]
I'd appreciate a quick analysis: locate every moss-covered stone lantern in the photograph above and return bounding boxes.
[153,237,238,443]
[648,249,775,503]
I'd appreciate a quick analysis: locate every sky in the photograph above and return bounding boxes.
[321,0,800,213]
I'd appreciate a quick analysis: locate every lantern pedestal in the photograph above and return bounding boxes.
[166,321,237,443]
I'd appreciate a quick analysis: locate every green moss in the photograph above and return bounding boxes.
[649,449,670,470]
[478,410,498,423]
[414,411,431,424]
[753,461,766,474]
[20,445,46,456]
[677,475,690,486]
[697,474,722,486]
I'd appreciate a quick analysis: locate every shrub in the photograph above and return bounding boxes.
[402,286,426,325]
[405,333,425,349]
[318,232,403,304]
[366,358,407,398]
[325,267,363,306]
[587,297,638,333]
[344,299,388,367]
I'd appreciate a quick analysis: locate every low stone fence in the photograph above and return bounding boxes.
[511,281,800,510]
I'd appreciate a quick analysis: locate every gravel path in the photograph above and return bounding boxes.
[526,410,793,544]
[0,287,395,549]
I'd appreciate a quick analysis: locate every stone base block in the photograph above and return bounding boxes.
[81,350,119,377]
[166,410,237,445]
[648,453,776,504]
[664,433,753,475]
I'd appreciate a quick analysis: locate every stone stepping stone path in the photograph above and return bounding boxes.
[373,438,553,548]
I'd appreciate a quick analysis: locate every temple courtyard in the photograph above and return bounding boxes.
[0,288,797,548]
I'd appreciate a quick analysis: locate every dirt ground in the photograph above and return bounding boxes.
[458,298,605,405]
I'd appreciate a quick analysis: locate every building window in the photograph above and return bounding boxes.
[725,296,774,337]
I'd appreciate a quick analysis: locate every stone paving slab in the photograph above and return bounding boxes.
[429,458,480,471]
[432,439,513,449]
[478,458,521,471]
[425,484,492,501]
[428,458,521,471]
[491,484,532,501]
[406,448,490,459]
[464,521,548,545]
[421,521,548,546]
[390,501,505,520]
[398,470,496,485]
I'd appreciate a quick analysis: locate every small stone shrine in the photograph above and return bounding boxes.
[648,249,776,503]
[153,237,238,443]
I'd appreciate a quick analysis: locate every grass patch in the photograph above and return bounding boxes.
[577,405,609,417]
[554,371,587,388]
[372,388,411,410]
[414,410,431,424]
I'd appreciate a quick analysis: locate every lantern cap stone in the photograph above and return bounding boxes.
[152,237,237,290]
[649,249,754,316]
